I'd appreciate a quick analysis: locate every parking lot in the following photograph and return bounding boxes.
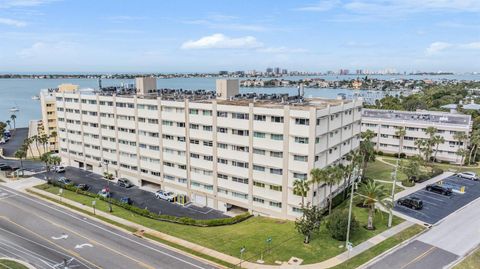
[35,167,229,220]
[394,175,480,224]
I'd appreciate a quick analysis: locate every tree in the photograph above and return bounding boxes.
[432,135,445,162]
[343,150,362,199]
[468,129,480,165]
[424,127,438,162]
[395,127,406,156]
[0,122,6,138]
[293,179,310,207]
[359,132,376,178]
[357,180,388,230]
[414,138,428,161]
[295,203,324,244]
[326,209,359,241]
[454,132,469,164]
[14,149,26,176]
[23,138,34,159]
[40,152,53,172]
[309,168,327,204]
[5,120,11,130]
[39,134,49,154]
[400,159,421,183]
[10,114,16,130]
[327,165,344,215]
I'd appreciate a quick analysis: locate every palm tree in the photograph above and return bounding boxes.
[359,137,375,179]
[395,127,406,156]
[5,120,11,130]
[454,132,468,164]
[23,138,34,159]
[49,131,57,150]
[40,152,52,173]
[432,135,445,162]
[10,114,16,130]
[309,168,326,204]
[357,180,388,230]
[293,179,310,207]
[343,149,362,198]
[39,134,49,154]
[14,149,26,177]
[470,130,480,165]
[326,165,343,215]
[31,135,41,157]
[414,138,427,160]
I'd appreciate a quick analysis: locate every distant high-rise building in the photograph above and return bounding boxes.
[356,69,363,75]
[339,69,350,75]
[274,67,281,74]
[266,67,273,73]
[281,69,288,75]
[219,71,229,75]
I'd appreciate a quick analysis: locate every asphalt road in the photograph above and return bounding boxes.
[366,185,480,269]
[0,158,45,173]
[0,128,28,157]
[394,175,480,224]
[0,185,219,269]
[36,167,228,220]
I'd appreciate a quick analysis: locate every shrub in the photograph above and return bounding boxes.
[377,151,384,156]
[430,168,444,177]
[416,174,430,183]
[399,153,406,159]
[402,179,415,187]
[47,181,251,227]
[326,209,359,241]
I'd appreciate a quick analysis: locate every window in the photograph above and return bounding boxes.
[254,148,266,155]
[295,137,309,144]
[254,132,266,138]
[189,124,199,130]
[190,153,200,159]
[232,161,248,168]
[232,129,249,136]
[217,127,228,133]
[254,115,266,121]
[218,143,228,149]
[253,165,265,172]
[271,116,284,123]
[293,173,307,180]
[253,181,265,188]
[176,122,185,128]
[270,168,283,175]
[270,151,283,158]
[232,113,249,120]
[232,177,248,184]
[203,140,213,147]
[189,109,199,115]
[253,197,265,203]
[203,110,212,116]
[271,134,283,141]
[217,111,228,117]
[269,201,282,208]
[295,118,309,125]
[294,155,308,162]
[232,192,248,199]
[203,125,213,131]
[270,185,282,191]
[218,173,228,179]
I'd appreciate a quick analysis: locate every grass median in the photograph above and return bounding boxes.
[35,183,404,265]
[454,247,480,269]
[0,259,29,269]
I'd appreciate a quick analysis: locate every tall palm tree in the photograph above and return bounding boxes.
[395,127,406,156]
[293,179,310,207]
[14,149,27,177]
[31,135,41,157]
[5,120,11,130]
[343,149,362,198]
[326,165,343,215]
[470,130,480,165]
[432,135,445,162]
[357,180,388,230]
[454,132,468,164]
[23,138,34,159]
[10,114,16,130]
[39,134,49,154]
[414,138,427,160]
[309,168,326,204]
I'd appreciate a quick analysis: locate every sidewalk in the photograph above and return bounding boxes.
[394,171,455,199]
[22,180,417,269]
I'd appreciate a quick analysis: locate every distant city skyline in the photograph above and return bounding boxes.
[0,0,479,72]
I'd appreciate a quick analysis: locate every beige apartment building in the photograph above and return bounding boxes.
[54,80,362,219]
[40,83,79,152]
[361,109,471,164]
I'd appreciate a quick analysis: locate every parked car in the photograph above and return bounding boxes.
[54,166,66,173]
[120,197,133,205]
[0,165,13,171]
[117,178,134,188]
[75,183,90,191]
[426,184,453,196]
[457,172,478,181]
[397,196,423,210]
[57,177,72,185]
[97,188,111,198]
[155,190,176,202]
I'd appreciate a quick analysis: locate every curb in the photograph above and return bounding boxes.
[0,257,37,269]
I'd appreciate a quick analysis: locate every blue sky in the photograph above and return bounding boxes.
[0,0,479,73]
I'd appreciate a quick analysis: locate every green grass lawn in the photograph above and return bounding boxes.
[454,247,480,269]
[364,160,407,182]
[0,259,28,269]
[36,184,403,265]
[376,182,404,194]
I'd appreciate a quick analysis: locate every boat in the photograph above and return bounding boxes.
[31,95,40,100]
[9,106,19,113]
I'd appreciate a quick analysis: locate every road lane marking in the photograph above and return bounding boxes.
[400,245,437,269]
[0,186,213,269]
[74,244,93,249]
[2,200,155,269]
[0,239,58,264]
[0,241,57,268]
[0,216,96,269]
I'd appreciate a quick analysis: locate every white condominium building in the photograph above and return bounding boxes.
[361,109,471,164]
[55,84,362,219]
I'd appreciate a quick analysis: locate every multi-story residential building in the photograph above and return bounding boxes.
[40,83,79,152]
[361,109,471,164]
[54,80,362,219]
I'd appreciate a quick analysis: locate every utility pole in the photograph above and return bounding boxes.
[345,166,359,249]
[388,158,399,228]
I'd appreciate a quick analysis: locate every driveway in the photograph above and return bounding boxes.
[0,158,45,173]
[35,167,229,220]
[0,127,28,157]
[394,175,480,224]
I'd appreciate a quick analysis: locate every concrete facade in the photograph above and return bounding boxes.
[361,109,471,164]
[135,77,157,95]
[216,79,239,100]
[55,91,362,219]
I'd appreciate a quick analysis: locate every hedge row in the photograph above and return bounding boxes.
[46,181,252,227]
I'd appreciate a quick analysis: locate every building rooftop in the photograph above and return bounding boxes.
[362,109,471,126]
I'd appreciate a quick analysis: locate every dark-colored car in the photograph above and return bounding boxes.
[426,184,453,196]
[397,196,423,210]
[75,183,90,191]
[57,177,73,185]
[0,164,12,171]
[117,178,134,188]
[120,197,133,205]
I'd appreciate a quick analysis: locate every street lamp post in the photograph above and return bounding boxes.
[345,170,357,249]
[388,158,399,228]
[100,160,112,213]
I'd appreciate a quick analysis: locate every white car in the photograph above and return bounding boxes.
[97,188,112,198]
[155,190,176,202]
[54,166,66,173]
[457,172,478,181]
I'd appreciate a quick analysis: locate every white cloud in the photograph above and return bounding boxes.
[426,42,453,55]
[18,41,77,58]
[257,46,307,53]
[181,34,263,50]
[0,0,56,8]
[106,15,146,23]
[460,42,480,49]
[295,0,340,11]
[0,17,26,27]
[184,20,268,32]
